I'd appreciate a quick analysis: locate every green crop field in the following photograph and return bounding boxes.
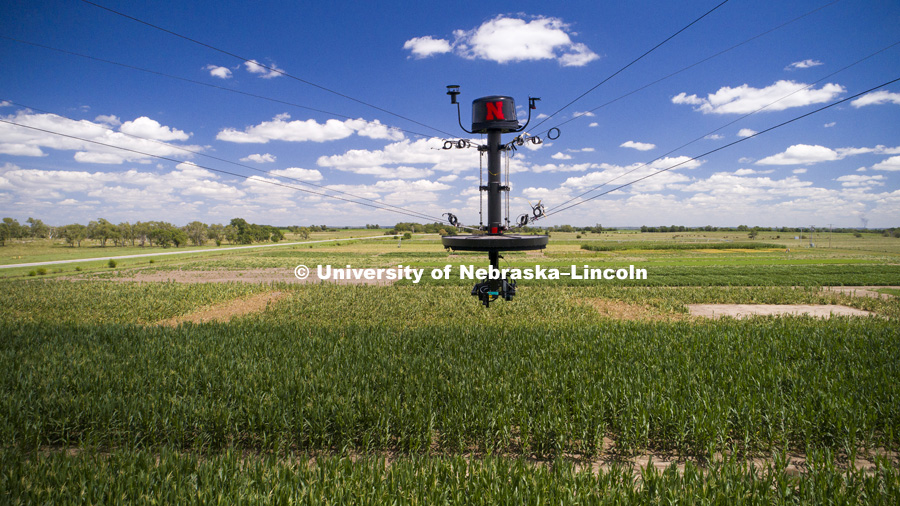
[1,230,899,503]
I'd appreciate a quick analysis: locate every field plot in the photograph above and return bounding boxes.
[1,231,899,502]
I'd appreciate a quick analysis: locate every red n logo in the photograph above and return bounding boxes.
[485,102,504,120]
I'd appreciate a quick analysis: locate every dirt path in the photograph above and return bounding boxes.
[156,291,287,326]
[823,286,899,300]
[688,304,873,319]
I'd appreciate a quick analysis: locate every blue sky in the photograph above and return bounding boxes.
[1,0,899,228]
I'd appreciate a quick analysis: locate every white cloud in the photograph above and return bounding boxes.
[0,110,202,164]
[403,36,452,58]
[785,59,823,70]
[734,168,773,176]
[240,153,276,163]
[851,90,900,108]
[793,168,807,174]
[872,156,900,171]
[551,152,572,160]
[620,141,655,151]
[573,111,596,118]
[756,144,897,166]
[0,143,46,156]
[119,116,190,141]
[531,162,597,174]
[217,114,402,143]
[204,64,233,79]
[737,128,757,138]
[94,114,121,126]
[672,80,845,114]
[824,122,836,128]
[405,15,598,66]
[756,144,837,165]
[705,134,724,140]
[344,119,405,141]
[558,157,702,194]
[316,138,477,175]
[244,59,282,79]
[268,167,323,181]
[836,174,884,187]
[437,174,458,183]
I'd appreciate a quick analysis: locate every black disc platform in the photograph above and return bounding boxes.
[441,234,549,252]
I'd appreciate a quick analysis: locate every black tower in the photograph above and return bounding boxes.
[441,91,549,307]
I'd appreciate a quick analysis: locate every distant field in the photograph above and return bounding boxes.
[1,229,898,500]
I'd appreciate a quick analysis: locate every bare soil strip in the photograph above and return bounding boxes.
[585,299,686,321]
[156,291,287,327]
[823,286,899,300]
[688,304,872,319]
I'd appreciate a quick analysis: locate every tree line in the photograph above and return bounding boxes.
[0,217,287,248]
[3,216,897,247]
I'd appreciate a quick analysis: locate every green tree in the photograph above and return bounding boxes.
[88,218,118,247]
[0,217,24,246]
[208,224,225,246]
[117,222,135,247]
[133,221,150,247]
[184,221,208,246]
[62,223,88,247]
[26,217,50,239]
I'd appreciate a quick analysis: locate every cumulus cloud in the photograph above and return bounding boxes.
[240,153,276,163]
[872,156,900,171]
[217,114,404,143]
[94,114,121,126]
[734,168,773,176]
[403,36,452,58]
[785,59,823,70]
[851,90,900,108]
[403,15,598,66]
[268,167,323,181]
[836,174,884,187]
[737,128,757,138]
[557,157,703,194]
[120,116,191,141]
[204,64,233,79]
[0,110,202,164]
[756,144,896,166]
[672,80,845,114]
[620,141,655,151]
[244,59,282,79]
[551,152,573,160]
[316,138,477,175]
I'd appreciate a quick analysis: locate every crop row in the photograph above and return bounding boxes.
[2,280,897,327]
[3,447,898,505]
[410,263,900,287]
[2,316,897,457]
[0,280,278,325]
[580,241,784,251]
